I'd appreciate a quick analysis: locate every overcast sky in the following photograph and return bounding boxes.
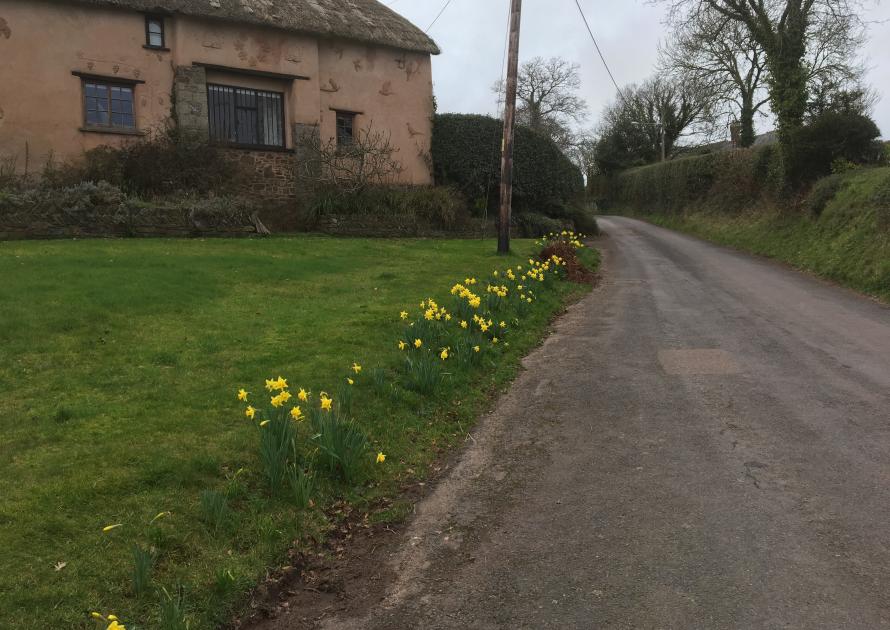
[387,0,890,140]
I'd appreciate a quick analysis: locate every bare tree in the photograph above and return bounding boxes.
[660,8,770,147]
[493,56,588,150]
[295,123,404,194]
[658,0,868,163]
[594,77,714,173]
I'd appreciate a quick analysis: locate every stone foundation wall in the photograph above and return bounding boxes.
[315,214,521,239]
[221,149,299,201]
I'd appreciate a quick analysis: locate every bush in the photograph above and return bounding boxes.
[309,185,468,228]
[515,212,567,237]
[805,174,848,217]
[44,128,242,197]
[431,114,584,216]
[873,172,890,231]
[793,111,881,181]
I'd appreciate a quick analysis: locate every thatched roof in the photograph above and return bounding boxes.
[61,0,440,54]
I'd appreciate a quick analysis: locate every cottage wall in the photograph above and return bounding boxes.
[0,0,434,187]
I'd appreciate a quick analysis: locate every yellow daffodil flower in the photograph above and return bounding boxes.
[102,524,122,533]
[440,348,449,361]
[260,420,271,427]
[347,378,354,385]
[107,620,126,630]
[460,321,468,329]
[320,394,333,411]
[352,362,362,374]
[290,406,304,421]
[492,338,499,344]
[414,339,423,349]
[298,388,309,402]
[271,394,284,408]
[398,340,407,350]
[91,612,105,620]
[473,345,481,353]
[500,321,507,328]
[376,452,386,464]
[274,376,288,391]
[400,311,408,320]
[245,406,256,419]
[237,389,248,402]
[279,390,293,403]
[445,314,452,321]
[265,379,276,391]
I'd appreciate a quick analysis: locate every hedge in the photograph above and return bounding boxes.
[431,114,584,217]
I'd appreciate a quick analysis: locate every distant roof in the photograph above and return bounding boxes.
[60,0,440,54]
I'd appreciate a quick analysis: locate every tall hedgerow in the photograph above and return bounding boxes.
[431,114,584,216]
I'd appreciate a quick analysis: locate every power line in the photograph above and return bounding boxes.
[572,0,626,101]
[425,0,454,33]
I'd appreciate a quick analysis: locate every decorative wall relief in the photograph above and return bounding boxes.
[405,60,419,81]
[320,78,340,93]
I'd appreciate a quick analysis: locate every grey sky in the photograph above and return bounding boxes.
[389,0,890,140]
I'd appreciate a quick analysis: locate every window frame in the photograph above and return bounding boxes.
[76,74,141,133]
[206,83,288,151]
[144,14,168,50]
[334,110,358,151]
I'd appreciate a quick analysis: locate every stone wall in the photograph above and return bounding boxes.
[173,66,210,140]
[221,149,299,201]
[315,214,522,239]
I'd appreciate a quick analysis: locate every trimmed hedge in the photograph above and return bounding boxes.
[607,146,775,214]
[431,114,584,216]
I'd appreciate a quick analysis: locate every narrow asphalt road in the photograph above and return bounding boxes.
[316,217,890,629]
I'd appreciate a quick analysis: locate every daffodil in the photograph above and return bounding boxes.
[400,311,409,320]
[274,376,289,391]
[492,338,499,344]
[107,620,126,630]
[460,320,468,329]
[102,524,123,533]
[237,389,248,402]
[271,394,285,408]
[150,511,171,524]
[290,406,304,421]
[279,390,293,403]
[298,388,309,402]
[347,378,355,385]
[473,345,481,353]
[265,379,276,391]
[398,340,407,350]
[351,362,362,374]
[260,420,271,427]
[91,612,105,620]
[245,405,256,419]
[414,339,423,349]
[440,348,449,360]
[320,394,333,411]
[376,452,386,464]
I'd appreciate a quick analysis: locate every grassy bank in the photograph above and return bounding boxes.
[0,235,598,629]
[620,167,890,303]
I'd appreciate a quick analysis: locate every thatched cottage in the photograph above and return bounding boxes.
[0,0,439,196]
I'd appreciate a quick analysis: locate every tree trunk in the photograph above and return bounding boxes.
[766,7,810,184]
[739,96,756,148]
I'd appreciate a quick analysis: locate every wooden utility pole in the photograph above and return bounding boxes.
[498,0,523,255]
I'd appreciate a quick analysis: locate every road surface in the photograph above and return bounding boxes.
[299,217,890,629]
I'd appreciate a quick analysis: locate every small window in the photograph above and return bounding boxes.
[83,81,136,129]
[207,84,285,149]
[335,112,356,149]
[145,15,165,49]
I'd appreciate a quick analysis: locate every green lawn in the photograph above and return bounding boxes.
[0,235,597,629]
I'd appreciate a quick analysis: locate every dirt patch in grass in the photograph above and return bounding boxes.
[541,242,596,284]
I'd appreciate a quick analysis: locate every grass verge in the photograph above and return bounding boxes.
[620,167,890,303]
[0,235,599,629]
